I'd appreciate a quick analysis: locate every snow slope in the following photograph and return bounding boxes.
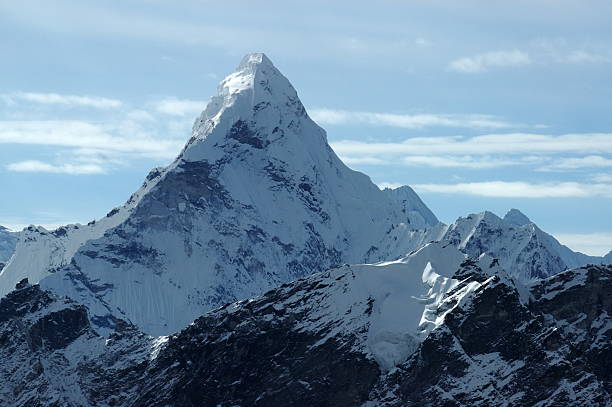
[6,53,441,335]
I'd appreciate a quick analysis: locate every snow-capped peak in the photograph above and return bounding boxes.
[183,52,309,161]
[503,208,532,226]
[3,53,446,336]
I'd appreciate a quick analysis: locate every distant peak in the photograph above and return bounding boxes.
[503,208,532,226]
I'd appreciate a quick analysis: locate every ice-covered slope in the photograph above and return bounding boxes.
[0,226,18,265]
[8,53,439,335]
[442,209,608,282]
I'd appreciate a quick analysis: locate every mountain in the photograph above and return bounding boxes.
[382,185,440,230]
[0,53,441,335]
[0,226,18,266]
[1,251,609,406]
[441,209,609,282]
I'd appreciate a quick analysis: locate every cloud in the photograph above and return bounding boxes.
[0,92,202,175]
[6,160,105,174]
[331,133,612,157]
[310,109,519,129]
[0,120,183,159]
[592,173,612,183]
[415,37,431,48]
[401,155,521,168]
[451,43,612,74]
[565,50,612,64]
[540,155,612,171]
[412,181,612,198]
[448,50,531,73]
[154,98,207,116]
[553,232,612,256]
[2,92,122,109]
[340,154,524,169]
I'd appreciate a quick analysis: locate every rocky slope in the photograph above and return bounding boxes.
[0,251,609,406]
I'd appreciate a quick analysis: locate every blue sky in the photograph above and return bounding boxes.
[1,0,611,255]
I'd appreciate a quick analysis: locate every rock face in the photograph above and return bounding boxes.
[1,54,441,335]
[441,209,609,282]
[0,259,609,406]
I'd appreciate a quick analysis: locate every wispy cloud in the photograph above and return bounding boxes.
[2,92,122,109]
[566,50,612,64]
[412,181,612,198]
[592,173,612,183]
[553,232,612,256]
[7,160,105,174]
[310,109,520,129]
[414,37,431,48]
[341,154,524,169]
[0,91,204,175]
[449,46,612,74]
[331,133,612,156]
[0,119,185,174]
[154,98,207,116]
[539,155,612,171]
[448,50,531,73]
[0,120,183,158]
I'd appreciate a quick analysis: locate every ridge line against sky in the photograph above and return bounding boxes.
[0,0,611,255]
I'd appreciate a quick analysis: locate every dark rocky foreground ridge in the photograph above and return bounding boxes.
[1,262,610,406]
